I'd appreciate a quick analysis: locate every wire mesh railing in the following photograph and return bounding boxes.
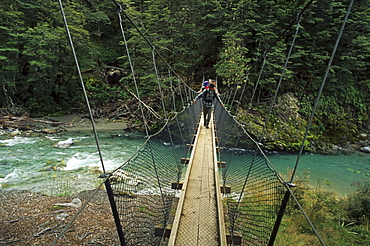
[107,101,201,245]
[107,99,290,246]
[214,103,287,245]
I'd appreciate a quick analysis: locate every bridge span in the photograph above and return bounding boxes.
[168,114,227,245]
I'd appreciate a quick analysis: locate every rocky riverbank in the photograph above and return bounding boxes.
[0,114,130,135]
[1,112,370,155]
[235,93,370,155]
[0,189,119,245]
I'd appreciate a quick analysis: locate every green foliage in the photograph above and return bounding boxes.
[0,0,106,115]
[344,180,370,224]
[86,77,128,106]
[215,32,249,86]
[0,0,369,146]
[276,172,370,245]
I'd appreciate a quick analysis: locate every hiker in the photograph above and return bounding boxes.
[193,82,223,129]
[198,79,220,94]
[198,78,212,92]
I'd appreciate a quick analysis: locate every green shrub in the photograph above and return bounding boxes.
[344,180,370,224]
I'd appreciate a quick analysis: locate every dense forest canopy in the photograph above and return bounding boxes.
[1,0,370,148]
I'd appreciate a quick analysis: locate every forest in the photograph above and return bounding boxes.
[1,1,370,245]
[1,0,370,150]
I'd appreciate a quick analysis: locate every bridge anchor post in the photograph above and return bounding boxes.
[100,173,127,246]
[268,188,291,245]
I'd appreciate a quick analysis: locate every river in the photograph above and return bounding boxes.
[266,152,370,196]
[0,130,146,196]
[0,130,369,197]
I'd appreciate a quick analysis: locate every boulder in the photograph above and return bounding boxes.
[360,146,370,153]
[54,138,73,148]
[54,198,82,208]
[9,129,21,136]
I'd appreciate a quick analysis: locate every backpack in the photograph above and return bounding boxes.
[202,81,209,90]
[203,90,213,103]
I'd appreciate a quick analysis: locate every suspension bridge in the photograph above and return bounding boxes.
[49,0,356,245]
[95,99,290,246]
[50,97,323,246]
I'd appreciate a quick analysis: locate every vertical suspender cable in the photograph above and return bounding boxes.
[57,1,127,245]
[270,1,354,245]
[112,0,192,98]
[150,51,169,230]
[258,15,302,142]
[233,0,315,114]
[289,0,355,183]
[234,70,249,111]
[116,5,149,137]
[229,78,242,107]
[57,0,106,174]
[259,15,302,143]
[183,84,191,105]
[168,69,177,112]
[248,53,267,109]
[177,79,185,108]
[153,49,167,118]
[223,88,231,107]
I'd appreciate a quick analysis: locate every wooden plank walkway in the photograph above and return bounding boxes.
[168,114,226,246]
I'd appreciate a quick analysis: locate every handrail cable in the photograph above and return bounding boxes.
[116,4,150,136]
[217,15,328,241]
[215,105,325,245]
[290,0,355,183]
[223,20,301,218]
[269,2,354,244]
[57,0,106,174]
[55,0,339,245]
[223,109,286,183]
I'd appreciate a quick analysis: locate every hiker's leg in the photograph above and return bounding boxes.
[204,107,212,127]
[203,106,207,126]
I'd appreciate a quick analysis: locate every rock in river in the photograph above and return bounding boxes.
[54,137,73,148]
[360,146,370,153]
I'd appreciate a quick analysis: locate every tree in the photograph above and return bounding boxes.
[0,1,25,110]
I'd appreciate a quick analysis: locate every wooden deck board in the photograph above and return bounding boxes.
[171,116,220,245]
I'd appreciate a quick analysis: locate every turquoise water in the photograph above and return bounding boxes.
[0,131,146,195]
[266,152,370,196]
[220,150,370,197]
[1,130,369,196]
